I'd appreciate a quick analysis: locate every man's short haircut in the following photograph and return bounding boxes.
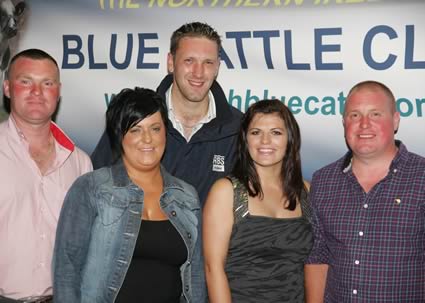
[106,87,168,164]
[169,22,221,56]
[6,48,59,79]
[345,80,397,115]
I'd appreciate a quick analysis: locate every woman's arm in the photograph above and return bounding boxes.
[53,175,96,303]
[203,178,235,303]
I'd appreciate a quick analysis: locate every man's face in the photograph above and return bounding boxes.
[167,36,220,104]
[343,88,400,160]
[4,57,61,126]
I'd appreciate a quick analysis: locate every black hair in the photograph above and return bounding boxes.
[106,87,168,163]
[6,48,58,79]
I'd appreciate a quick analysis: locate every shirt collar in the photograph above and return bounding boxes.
[8,115,75,152]
[342,140,406,174]
[165,84,216,140]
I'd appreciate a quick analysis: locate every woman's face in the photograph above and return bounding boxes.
[246,112,288,169]
[122,111,166,173]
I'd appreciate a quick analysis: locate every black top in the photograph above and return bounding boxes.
[225,177,313,302]
[115,219,187,303]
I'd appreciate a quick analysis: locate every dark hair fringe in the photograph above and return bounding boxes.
[105,87,168,164]
[232,99,305,211]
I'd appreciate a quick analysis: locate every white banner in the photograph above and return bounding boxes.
[4,0,425,179]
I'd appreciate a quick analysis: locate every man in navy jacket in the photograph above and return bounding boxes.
[91,22,242,205]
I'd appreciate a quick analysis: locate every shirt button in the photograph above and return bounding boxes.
[359,231,364,236]
[40,262,45,267]
[185,285,189,291]
[40,234,46,239]
[171,211,177,216]
[353,289,358,295]
[354,260,360,265]
[363,204,368,209]
[187,232,191,239]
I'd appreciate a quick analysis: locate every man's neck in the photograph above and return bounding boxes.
[12,113,52,146]
[171,87,209,127]
[351,147,398,192]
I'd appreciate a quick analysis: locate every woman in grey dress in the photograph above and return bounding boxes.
[203,99,313,303]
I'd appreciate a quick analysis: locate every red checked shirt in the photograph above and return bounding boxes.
[306,141,425,303]
[0,116,92,300]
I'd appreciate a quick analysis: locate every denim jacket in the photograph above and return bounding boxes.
[53,160,206,303]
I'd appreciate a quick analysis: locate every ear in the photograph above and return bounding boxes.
[215,60,220,79]
[3,80,10,98]
[167,53,174,74]
[393,111,400,134]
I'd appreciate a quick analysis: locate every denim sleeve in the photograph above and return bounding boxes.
[191,207,207,303]
[305,174,330,265]
[53,174,96,303]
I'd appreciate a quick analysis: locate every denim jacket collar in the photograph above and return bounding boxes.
[110,159,199,210]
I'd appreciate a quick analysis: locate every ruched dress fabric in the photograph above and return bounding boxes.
[224,176,313,303]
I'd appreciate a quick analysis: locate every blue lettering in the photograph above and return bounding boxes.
[315,28,343,70]
[284,30,310,70]
[62,35,84,69]
[321,96,336,115]
[416,98,425,117]
[305,96,319,115]
[245,89,260,111]
[110,33,133,70]
[228,89,242,110]
[220,47,234,69]
[287,96,302,114]
[405,25,425,69]
[364,25,397,70]
[253,30,280,69]
[397,98,413,117]
[104,93,116,106]
[88,34,107,69]
[226,31,252,69]
[338,91,346,115]
[137,33,159,69]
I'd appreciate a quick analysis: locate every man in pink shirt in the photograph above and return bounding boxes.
[0,49,92,303]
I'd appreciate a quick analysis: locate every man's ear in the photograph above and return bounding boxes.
[3,80,10,98]
[393,111,400,134]
[167,53,174,74]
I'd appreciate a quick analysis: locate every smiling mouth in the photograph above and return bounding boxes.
[258,148,274,154]
[188,80,204,87]
[358,134,375,139]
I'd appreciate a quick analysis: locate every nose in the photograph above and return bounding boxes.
[260,133,271,144]
[192,62,204,78]
[360,115,370,128]
[141,130,152,143]
[31,83,42,96]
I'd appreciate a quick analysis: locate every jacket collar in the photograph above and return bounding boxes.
[110,158,187,192]
[156,74,234,125]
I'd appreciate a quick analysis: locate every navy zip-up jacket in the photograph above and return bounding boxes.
[91,74,242,205]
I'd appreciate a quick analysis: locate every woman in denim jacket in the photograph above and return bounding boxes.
[53,88,206,303]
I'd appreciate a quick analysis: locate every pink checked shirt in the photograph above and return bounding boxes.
[0,116,92,299]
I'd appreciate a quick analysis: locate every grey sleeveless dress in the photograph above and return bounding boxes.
[224,176,313,303]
